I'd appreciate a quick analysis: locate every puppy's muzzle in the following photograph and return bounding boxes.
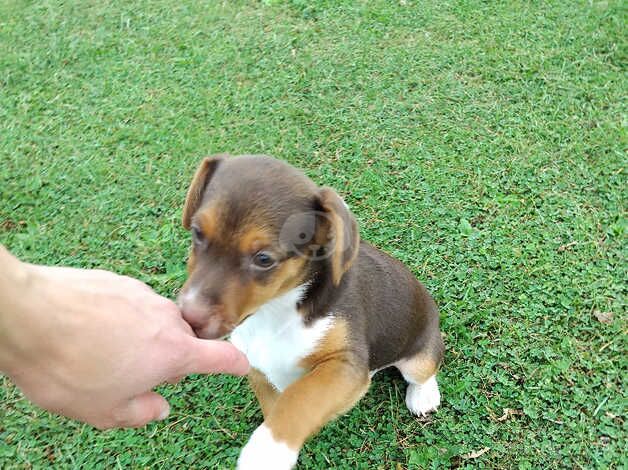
[178,292,233,339]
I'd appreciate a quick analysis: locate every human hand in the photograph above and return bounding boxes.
[0,252,249,429]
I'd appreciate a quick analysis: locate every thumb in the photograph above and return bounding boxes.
[182,338,250,376]
[113,392,170,428]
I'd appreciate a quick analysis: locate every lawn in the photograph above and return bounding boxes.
[0,0,625,468]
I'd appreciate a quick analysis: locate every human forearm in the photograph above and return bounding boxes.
[0,245,34,374]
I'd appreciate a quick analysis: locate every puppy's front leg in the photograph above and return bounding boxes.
[237,358,370,470]
[248,367,280,418]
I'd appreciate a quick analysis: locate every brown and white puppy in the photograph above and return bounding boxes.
[178,154,443,469]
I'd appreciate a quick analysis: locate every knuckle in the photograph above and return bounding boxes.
[109,408,126,426]
[109,407,137,429]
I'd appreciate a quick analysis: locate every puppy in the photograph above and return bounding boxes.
[178,154,443,469]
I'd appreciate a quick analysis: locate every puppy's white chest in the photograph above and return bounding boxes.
[230,286,332,392]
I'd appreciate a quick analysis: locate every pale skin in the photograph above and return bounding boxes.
[0,245,249,430]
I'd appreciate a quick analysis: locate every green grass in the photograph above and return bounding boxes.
[1,0,626,468]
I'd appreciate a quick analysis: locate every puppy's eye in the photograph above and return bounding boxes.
[252,251,276,270]
[192,226,205,245]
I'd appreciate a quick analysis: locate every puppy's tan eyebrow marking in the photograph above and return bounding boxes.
[238,226,275,254]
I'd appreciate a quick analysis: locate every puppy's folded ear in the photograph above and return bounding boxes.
[182,155,226,229]
[317,187,359,286]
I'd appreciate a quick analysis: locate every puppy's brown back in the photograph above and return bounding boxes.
[329,242,442,370]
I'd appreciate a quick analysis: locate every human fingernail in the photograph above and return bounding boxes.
[158,405,170,421]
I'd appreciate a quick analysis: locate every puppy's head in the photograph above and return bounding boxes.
[178,154,359,339]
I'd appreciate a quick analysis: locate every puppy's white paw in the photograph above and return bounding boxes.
[405,375,441,416]
[237,424,298,470]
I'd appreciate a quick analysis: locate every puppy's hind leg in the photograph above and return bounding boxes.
[395,341,443,416]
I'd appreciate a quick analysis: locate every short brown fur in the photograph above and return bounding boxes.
[248,368,280,418]
[182,156,224,230]
[317,188,359,286]
[299,318,352,370]
[178,154,443,468]
[238,227,275,255]
[234,256,308,323]
[396,350,441,385]
[265,359,370,450]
